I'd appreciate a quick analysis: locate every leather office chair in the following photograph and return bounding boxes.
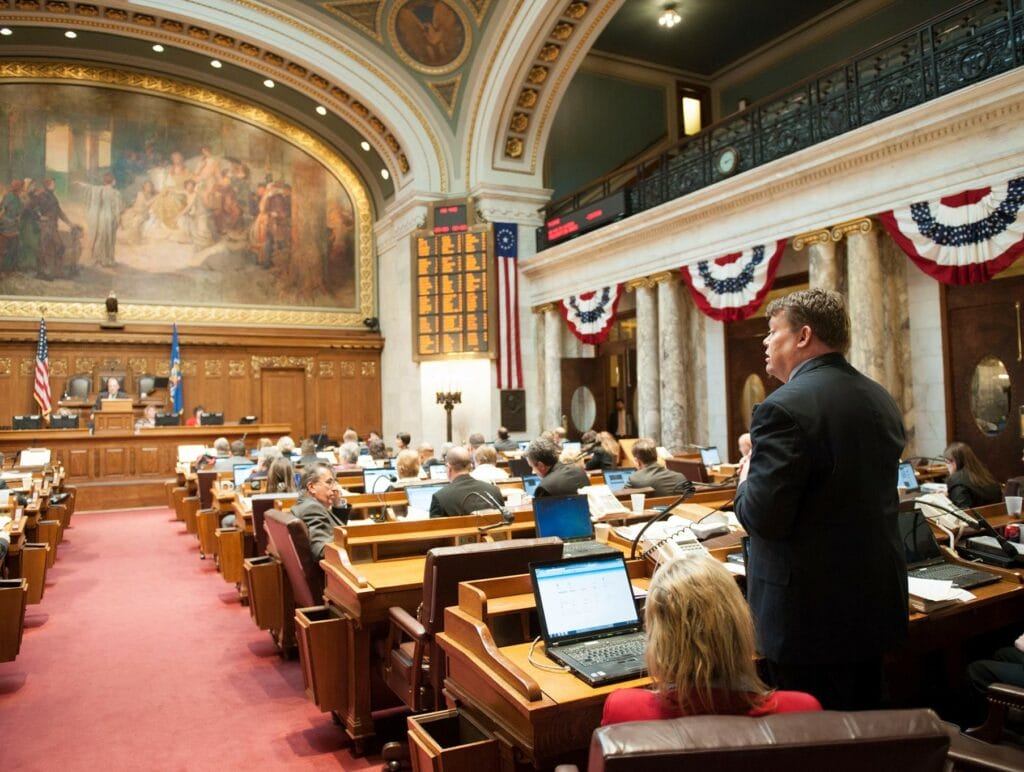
[251,492,299,556]
[64,373,92,400]
[381,537,564,713]
[194,470,219,559]
[136,373,156,397]
[263,508,323,609]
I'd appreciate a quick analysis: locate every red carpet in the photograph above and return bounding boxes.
[0,507,382,770]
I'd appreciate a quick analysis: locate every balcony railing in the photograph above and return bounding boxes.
[541,0,1023,246]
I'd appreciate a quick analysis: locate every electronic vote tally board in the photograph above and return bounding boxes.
[412,199,497,361]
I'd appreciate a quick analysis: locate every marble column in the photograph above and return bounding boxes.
[543,305,563,431]
[630,278,661,440]
[657,273,688,450]
[794,228,840,292]
[843,218,886,384]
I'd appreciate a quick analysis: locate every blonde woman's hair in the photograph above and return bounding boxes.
[598,431,621,463]
[644,557,769,714]
[395,449,421,479]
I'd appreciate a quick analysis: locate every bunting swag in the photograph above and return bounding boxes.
[561,285,623,344]
[879,176,1024,284]
[680,239,787,322]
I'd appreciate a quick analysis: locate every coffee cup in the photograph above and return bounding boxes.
[1006,495,1023,517]
[594,522,610,543]
[630,493,645,514]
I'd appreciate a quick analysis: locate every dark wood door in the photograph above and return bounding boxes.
[945,273,1024,483]
[560,358,605,440]
[724,315,781,464]
[260,368,307,438]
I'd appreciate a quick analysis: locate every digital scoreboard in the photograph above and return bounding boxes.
[412,199,496,361]
[537,189,630,250]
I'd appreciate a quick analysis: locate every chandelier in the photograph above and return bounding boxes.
[658,4,681,28]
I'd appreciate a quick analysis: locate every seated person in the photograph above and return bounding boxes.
[584,430,621,471]
[221,456,296,528]
[296,438,320,467]
[470,445,510,483]
[134,404,157,431]
[389,450,424,489]
[467,432,487,462]
[214,439,250,471]
[367,437,388,463]
[526,437,589,497]
[627,438,691,496]
[394,431,411,452]
[493,426,518,453]
[94,376,128,409]
[277,435,296,457]
[419,442,443,476]
[944,441,1002,508]
[209,437,233,470]
[429,446,504,518]
[292,463,350,561]
[184,405,205,427]
[602,556,821,725]
[966,631,1024,724]
[334,442,361,472]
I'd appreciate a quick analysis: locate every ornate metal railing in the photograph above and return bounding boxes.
[543,0,1023,236]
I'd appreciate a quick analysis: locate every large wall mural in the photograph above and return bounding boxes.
[0,65,374,327]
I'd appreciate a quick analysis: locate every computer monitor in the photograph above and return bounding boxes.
[699,446,721,467]
[155,412,179,427]
[199,412,224,426]
[405,483,445,513]
[602,468,631,491]
[50,414,80,429]
[12,415,41,430]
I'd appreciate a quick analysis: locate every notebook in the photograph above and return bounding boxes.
[602,468,631,492]
[898,509,1000,589]
[532,494,617,558]
[530,553,647,686]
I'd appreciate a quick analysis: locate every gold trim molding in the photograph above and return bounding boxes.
[792,228,832,251]
[533,302,557,314]
[251,356,315,379]
[830,217,874,241]
[0,62,375,329]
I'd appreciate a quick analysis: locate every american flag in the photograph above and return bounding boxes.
[495,223,523,390]
[34,318,52,417]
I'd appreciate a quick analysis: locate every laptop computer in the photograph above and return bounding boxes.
[699,446,721,467]
[429,464,449,481]
[897,461,920,492]
[232,462,256,489]
[530,553,647,687]
[532,494,617,558]
[562,441,582,457]
[522,474,541,498]
[509,457,532,478]
[898,508,1000,589]
[602,468,631,492]
[364,467,397,492]
[404,482,446,515]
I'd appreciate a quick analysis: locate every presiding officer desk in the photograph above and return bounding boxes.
[0,422,290,510]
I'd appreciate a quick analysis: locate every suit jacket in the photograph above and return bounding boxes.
[429,474,504,518]
[946,469,1002,509]
[733,352,907,665]
[607,409,636,439]
[291,494,350,561]
[535,461,590,498]
[626,463,690,496]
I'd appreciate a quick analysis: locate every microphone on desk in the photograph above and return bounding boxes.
[629,481,696,560]
[462,490,514,531]
[915,500,1019,562]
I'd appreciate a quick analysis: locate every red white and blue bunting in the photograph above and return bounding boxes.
[560,285,623,345]
[680,239,786,322]
[879,176,1024,284]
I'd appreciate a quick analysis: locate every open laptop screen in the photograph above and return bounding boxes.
[405,483,445,512]
[562,441,582,457]
[897,462,920,491]
[602,468,631,491]
[898,509,943,564]
[364,467,396,492]
[699,446,721,467]
[522,474,541,497]
[232,462,256,489]
[531,554,640,643]
[532,495,593,540]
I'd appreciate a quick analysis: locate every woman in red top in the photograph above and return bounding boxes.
[602,556,821,725]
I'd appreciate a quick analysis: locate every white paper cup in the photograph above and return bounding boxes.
[594,522,610,543]
[505,489,524,506]
[0,490,9,508]
[1006,495,1023,517]
[630,493,645,514]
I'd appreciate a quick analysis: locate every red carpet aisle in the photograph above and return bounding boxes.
[0,507,378,771]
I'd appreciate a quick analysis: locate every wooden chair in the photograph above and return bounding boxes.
[381,537,564,713]
[666,456,709,483]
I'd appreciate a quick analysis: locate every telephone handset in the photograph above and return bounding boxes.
[640,523,712,568]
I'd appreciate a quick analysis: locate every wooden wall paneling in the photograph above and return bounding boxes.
[137,444,162,476]
[99,446,128,478]
[67,448,90,478]
[260,368,307,437]
[316,356,343,439]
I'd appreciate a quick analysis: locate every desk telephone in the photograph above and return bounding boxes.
[915,492,970,531]
[615,516,712,565]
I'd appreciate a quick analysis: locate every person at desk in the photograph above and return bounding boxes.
[470,446,509,483]
[296,438,320,467]
[583,430,620,471]
[602,557,821,725]
[429,446,504,518]
[943,441,1002,509]
[493,426,518,453]
[214,440,250,471]
[626,438,690,496]
[419,442,443,477]
[185,405,205,427]
[734,288,907,711]
[292,463,350,561]
[607,397,636,440]
[134,404,157,431]
[526,437,589,497]
[93,376,128,410]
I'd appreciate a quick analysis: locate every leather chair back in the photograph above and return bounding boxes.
[251,492,299,555]
[665,457,707,483]
[264,508,323,609]
[420,537,564,635]
[196,470,217,510]
[588,708,950,772]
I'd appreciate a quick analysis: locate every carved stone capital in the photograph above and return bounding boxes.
[830,217,874,242]
[533,303,557,315]
[792,228,832,251]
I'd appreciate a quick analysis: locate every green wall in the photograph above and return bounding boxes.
[546,70,666,203]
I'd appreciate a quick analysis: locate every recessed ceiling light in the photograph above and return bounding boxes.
[210,59,222,69]
[152,44,164,53]
[263,79,275,88]
[64,30,78,39]
[0,28,13,37]
[315,105,327,116]
[380,169,390,180]
[360,141,371,152]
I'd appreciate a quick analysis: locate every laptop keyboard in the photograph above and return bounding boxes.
[562,540,618,558]
[562,635,645,665]
[911,562,998,588]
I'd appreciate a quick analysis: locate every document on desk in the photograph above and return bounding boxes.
[907,577,974,612]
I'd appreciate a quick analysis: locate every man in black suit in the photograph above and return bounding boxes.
[734,288,907,711]
[93,376,128,410]
[526,437,589,497]
[626,438,690,496]
[429,446,504,518]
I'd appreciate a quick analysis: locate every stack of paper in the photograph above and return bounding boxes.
[907,576,974,612]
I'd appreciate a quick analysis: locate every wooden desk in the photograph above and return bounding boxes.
[0,423,290,510]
